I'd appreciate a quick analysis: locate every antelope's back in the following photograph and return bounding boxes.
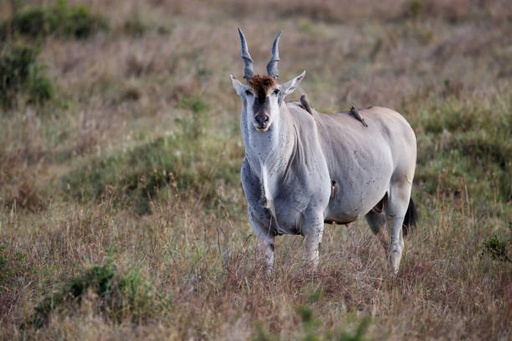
[306,105,416,220]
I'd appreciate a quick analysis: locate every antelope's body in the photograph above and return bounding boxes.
[231,29,417,274]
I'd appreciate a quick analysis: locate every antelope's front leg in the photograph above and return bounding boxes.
[303,213,325,271]
[257,234,275,275]
[247,204,275,275]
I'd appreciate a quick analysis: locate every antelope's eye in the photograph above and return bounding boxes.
[245,89,253,96]
[272,88,281,96]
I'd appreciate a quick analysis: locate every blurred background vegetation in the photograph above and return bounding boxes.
[0,0,511,340]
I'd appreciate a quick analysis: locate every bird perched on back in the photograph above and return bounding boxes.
[299,94,314,115]
[348,105,368,127]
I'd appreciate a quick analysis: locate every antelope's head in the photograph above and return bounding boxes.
[231,29,305,132]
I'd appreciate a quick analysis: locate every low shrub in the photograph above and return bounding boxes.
[63,130,241,215]
[25,262,169,328]
[414,94,512,203]
[482,234,512,263]
[0,43,53,108]
[0,244,27,286]
[0,0,109,41]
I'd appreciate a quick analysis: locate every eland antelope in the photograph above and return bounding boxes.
[230,29,417,274]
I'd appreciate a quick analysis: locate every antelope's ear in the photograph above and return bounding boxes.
[230,75,246,97]
[280,70,306,98]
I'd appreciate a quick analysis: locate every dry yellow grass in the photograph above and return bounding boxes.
[1,0,511,340]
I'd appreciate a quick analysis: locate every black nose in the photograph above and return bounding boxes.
[255,114,269,126]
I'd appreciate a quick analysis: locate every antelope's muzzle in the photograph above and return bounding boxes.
[254,113,270,130]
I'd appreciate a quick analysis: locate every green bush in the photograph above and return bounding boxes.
[61,96,241,215]
[0,0,109,41]
[0,43,54,108]
[63,129,240,214]
[0,244,28,285]
[25,262,168,328]
[482,234,511,263]
[414,95,512,203]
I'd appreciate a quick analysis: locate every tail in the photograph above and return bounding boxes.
[402,198,418,236]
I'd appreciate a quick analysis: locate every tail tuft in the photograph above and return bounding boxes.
[402,198,418,236]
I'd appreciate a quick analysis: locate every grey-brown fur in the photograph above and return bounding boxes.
[231,30,417,274]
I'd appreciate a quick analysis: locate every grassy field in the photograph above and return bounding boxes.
[1,0,511,339]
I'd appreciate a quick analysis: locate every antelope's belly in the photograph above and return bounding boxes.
[324,185,386,224]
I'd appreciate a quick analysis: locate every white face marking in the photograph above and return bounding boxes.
[231,72,305,134]
[250,87,281,132]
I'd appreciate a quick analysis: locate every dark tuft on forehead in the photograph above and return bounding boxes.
[248,75,277,100]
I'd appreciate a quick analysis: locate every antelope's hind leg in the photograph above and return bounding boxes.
[365,201,390,255]
[384,184,412,274]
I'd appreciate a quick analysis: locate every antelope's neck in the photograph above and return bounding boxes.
[244,105,295,221]
[243,106,294,178]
